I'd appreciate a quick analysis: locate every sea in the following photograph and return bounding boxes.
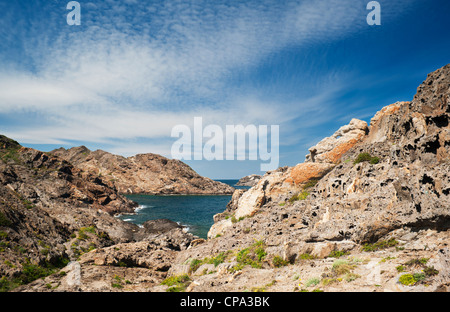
[117,180,250,239]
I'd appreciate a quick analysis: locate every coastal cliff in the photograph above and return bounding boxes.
[1,64,449,292]
[51,147,234,195]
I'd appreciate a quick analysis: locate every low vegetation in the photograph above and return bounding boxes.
[272,255,289,268]
[0,212,12,227]
[161,274,191,292]
[397,257,439,286]
[353,152,380,165]
[69,225,109,259]
[305,277,320,288]
[362,238,399,252]
[189,251,229,273]
[230,240,267,272]
[288,191,309,204]
[0,256,69,292]
[0,145,21,164]
[328,250,350,258]
[111,275,131,289]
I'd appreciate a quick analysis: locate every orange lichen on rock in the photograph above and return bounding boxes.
[322,136,362,164]
[285,162,335,186]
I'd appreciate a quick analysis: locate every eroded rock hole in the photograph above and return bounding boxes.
[426,115,449,128]
[424,137,441,154]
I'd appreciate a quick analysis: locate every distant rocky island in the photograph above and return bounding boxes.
[236,174,262,187]
[0,64,449,292]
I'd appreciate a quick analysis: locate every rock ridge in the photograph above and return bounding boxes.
[51,147,234,195]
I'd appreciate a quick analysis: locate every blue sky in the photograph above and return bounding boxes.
[0,0,449,179]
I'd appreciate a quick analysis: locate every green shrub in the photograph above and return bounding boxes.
[77,226,96,241]
[288,191,309,204]
[234,241,267,270]
[396,265,406,272]
[190,259,203,272]
[413,273,426,282]
[208,252,228,267]
[0,149,20,164]
[305,277,320,287]
[255,246,267,262]
[0,276,21,292]
[399,274,416,286]
[161,274,190,286]
[369,157,380,164]
[190,251,229,273]
[344,272,361,282]
[161,274,191,292]
[303,180,318,190]
[328,250,349,258]
[423,266,439,277]
[0,231,8,240]
[298,253,315,260]
[362,238,399,252]
[111,275,124,289]
[0,212,12,227]
[354,153,380,165]
[272,255,289,268]
[13,256,70,285]
[405,258,429,266]
[332,259,355,276]
[231,215,245,223]
[353,152,372,164]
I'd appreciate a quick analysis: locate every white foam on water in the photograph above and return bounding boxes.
[135,205,150,212]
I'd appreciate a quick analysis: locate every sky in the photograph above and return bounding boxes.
[0,0,449,179]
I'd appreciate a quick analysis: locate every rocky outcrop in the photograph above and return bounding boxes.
[236,174,262,186]
[14,215,198,292]
[51,147,234,195]
[0,137,145,290]
[207,117,367,238]
[0,140,137,217]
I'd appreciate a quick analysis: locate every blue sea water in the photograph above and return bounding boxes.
[117,180,250,239]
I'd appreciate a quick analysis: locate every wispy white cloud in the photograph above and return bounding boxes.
[0,0,415,156]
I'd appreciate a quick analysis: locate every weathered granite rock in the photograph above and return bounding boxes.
[51,147,234,195]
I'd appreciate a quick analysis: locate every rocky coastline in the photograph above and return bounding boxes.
[0,64,449,292]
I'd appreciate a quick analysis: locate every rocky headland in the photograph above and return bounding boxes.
[51,147,234,195]
[1,64,449,292]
